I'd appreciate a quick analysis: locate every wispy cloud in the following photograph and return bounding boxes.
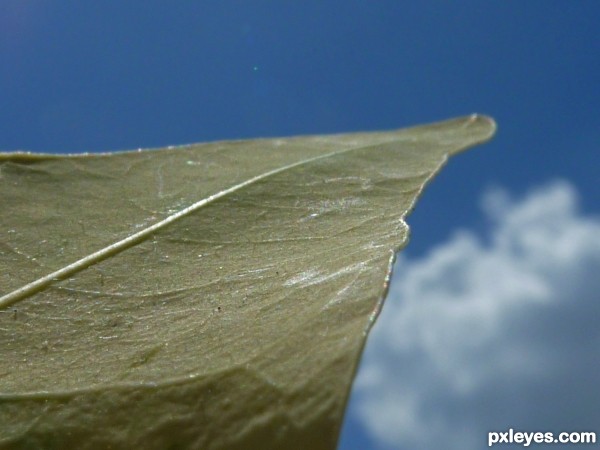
[350,181,600,450]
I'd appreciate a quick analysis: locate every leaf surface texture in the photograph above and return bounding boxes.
[0,115,496,449]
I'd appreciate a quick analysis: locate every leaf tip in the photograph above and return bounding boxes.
[469,112,497,136]
[444,113,497,156]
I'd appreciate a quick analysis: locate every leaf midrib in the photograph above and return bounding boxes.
[0,142,388,310]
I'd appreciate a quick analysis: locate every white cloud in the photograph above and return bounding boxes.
[349,181,600,450]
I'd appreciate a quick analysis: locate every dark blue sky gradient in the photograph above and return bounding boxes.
[2,1,598,256]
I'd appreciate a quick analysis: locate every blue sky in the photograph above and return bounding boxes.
[2,2,599,449]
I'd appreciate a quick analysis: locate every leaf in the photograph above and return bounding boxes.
[0,115,496,449]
